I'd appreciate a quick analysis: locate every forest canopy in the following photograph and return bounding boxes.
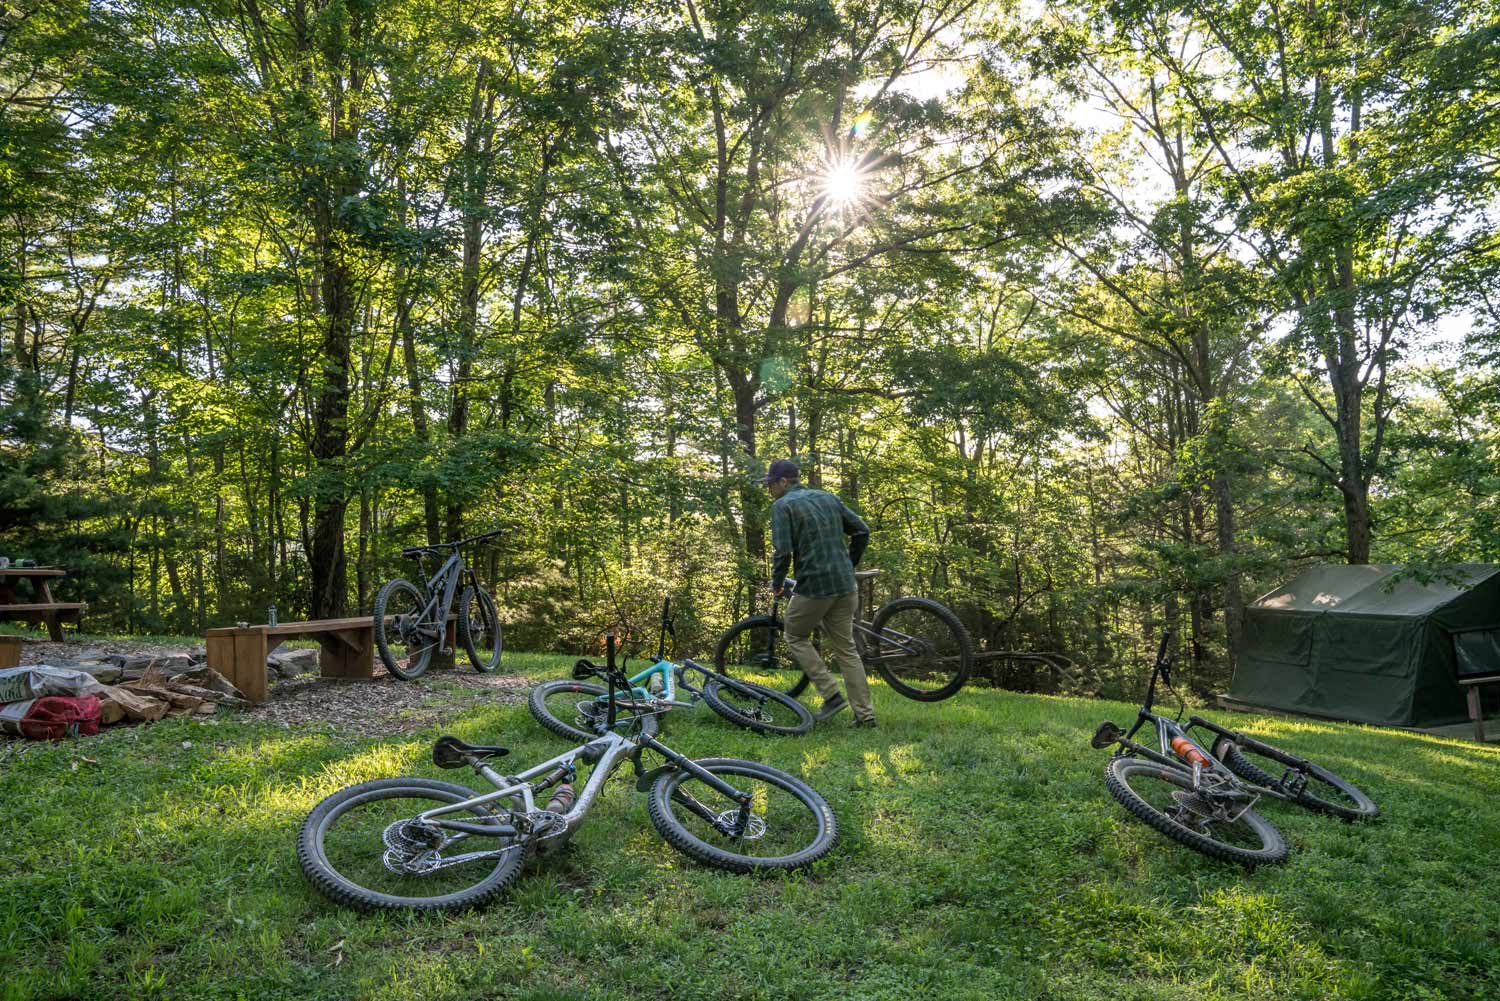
[3,0,1497,695]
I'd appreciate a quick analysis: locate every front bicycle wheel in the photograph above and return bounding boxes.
[298,777,527,912]
[647,758,838,873]
[714,614,811,698]
[458,585,503,673]
[528,679,662,743]
[1210,737,1379,821]
[1103,757,1289,869]
[374,578,437,680]
[867,597,973,702]
[701,675,814,736]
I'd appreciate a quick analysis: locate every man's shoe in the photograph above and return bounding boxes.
[851,717,878,729]
[814,694,848,721]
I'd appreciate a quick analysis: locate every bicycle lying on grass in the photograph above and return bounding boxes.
[298,635,839,912]
[373,528,504,680]
[1091,630,1379,869]
[715,570,975,702]
[530,600,814,740]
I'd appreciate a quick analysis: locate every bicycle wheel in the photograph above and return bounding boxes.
[701,675,814,736]
[1211,737,1379,821]
[298,777,528,912]
[714,614,811,698]
[374,578,437,680]
[458,585,503,673]
[1103,757,1289,869]
[528,679,662,743]
[647,758,838,873]
[867,597,973,702]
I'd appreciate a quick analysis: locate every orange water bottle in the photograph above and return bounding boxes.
[1171,736,1212,768]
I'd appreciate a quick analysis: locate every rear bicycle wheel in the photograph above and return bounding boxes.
[867,597,973,702]
[1211,737,1379,821]
[374,579,437,680]
[701,675,814,736]
[713,614,811,698]
[647,758,838,873]
[458,585,503,673]
[1103,757,1289,869]
[298,777,527,912]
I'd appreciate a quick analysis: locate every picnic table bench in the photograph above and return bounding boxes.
[206,614,456,704]
[0,567,86,642]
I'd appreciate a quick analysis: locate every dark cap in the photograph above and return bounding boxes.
[759,459,801,485]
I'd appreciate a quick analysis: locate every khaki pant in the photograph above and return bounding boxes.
[784,591,874,722]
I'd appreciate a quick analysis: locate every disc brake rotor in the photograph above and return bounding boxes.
[713,809,766,840]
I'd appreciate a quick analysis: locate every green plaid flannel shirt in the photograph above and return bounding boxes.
[770,485,870,598]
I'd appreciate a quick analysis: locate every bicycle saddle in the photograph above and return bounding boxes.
[432,735,510,769]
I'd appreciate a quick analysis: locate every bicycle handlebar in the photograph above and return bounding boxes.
[401,528,504,559]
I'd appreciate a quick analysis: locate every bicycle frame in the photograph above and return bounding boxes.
[764,579,933,666]
[418,709,756,847]
[1105,632,1306,805]
[408,552,468,637]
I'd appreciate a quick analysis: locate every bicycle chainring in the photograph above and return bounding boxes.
[524,810,571,840]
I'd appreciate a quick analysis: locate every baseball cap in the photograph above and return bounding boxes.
[759,459,801,484]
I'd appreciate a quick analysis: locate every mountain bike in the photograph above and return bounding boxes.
[714,570,974,702]
[1090,630,1379,869]
[297,635,839,912]
[373,528,504,680]
[531,599,814,740]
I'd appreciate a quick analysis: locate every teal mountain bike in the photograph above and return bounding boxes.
[530,600,815,740]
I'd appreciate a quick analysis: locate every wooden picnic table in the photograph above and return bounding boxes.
[0,567,86,642]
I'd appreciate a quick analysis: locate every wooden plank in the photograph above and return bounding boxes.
[0,568,66,579]
[232,629,269,703]
[266,612,457,637]
[268,616,379,636]
[207,626,270,703]
[1468,686,1486,743]
[0,603,86,613]
[0,636,20,669]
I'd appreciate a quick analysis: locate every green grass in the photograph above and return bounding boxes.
[3,654,1497,1000]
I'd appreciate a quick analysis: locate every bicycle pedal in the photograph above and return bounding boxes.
[1091,721,1123,749]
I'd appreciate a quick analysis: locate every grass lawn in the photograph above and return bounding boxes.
[3,653,1497,1000]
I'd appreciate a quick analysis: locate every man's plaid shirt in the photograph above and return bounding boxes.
[770,484,870,598]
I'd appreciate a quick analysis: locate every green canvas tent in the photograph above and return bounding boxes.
[1229,564,1500,727]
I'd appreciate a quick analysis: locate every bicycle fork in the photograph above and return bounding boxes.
[636,736,757,839]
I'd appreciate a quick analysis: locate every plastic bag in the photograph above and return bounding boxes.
[0,695,102,739]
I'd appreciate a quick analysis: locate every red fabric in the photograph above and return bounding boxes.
[16,695,101,740]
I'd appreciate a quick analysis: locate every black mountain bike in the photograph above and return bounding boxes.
[1091,630,1379,868]
[373,529,504,680]
[715,571,974,702]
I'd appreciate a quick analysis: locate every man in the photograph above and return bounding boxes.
[762,459,876,728]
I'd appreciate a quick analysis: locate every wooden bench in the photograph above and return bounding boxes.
[205,615,456,704]
[0,636,20,669]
